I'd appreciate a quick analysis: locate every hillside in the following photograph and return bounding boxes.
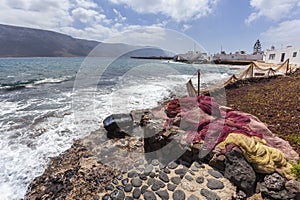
[0,24,100,57]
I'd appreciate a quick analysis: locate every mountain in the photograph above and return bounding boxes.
[0,24,174,58]
[0,24,100,57]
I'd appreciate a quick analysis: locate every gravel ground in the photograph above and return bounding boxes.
[225,70,300,155]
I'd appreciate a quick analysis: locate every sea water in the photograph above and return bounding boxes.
[0,57,245,199]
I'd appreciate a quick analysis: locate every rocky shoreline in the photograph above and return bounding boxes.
[24,92,300,199]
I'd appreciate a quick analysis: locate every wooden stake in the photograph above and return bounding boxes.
[197,69,200,96]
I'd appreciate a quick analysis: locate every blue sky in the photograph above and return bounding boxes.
[1,0,300,54]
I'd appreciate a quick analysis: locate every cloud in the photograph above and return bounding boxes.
[0,0,73,29]
[74,0,98,9]
[0,0,121,41]
[0,0,190,45]
[246,0,299,24]
[71,7,102,23]
[108,0,219,22]
[261,19,300,47]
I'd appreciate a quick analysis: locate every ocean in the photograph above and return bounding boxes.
[0,57,245,199]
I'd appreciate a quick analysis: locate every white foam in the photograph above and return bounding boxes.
[0,64,238,200]
[34,76,72,85]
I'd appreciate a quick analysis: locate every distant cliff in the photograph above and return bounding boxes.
[0,24,100,57]
[0,24,174,58]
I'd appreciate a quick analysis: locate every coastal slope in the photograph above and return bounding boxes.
[0,24,101,57]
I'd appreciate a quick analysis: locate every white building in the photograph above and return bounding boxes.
[264,46,300,65]
[213,51,263,62]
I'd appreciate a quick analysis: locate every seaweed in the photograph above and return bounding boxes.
[291,158,300,181]
[226,74,300,155]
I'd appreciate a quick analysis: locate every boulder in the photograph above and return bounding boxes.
[224,150,256,196]
[103,114,133,138]
[260,173,296,200]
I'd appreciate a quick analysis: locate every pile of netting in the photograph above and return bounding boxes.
[164,96,299,179]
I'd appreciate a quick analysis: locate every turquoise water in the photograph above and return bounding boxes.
[0,57,244,199]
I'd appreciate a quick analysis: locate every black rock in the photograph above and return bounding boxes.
[189,170,195,176]
[196,176,204,184]
[187,194,199,200]
[122,178,129,185]
[117,190,125,199]
[206,178,224,190]
[168,162,178,169]
[175,168,188,177]
[159,172,169,183]
[149,172,156,178]
[141,185,149,194]
[128,171,138,178]
[171,176,182,185]
[200,188,220,200]
[224,150,256,196]
[285,179,300,194]
[263,173,285,190]
[260,175,296,200]
[105,184,114,191]
[102,194,109,200]
[190,166,199,172]
[156,190,169,200]
[116,185,124,190]
[110,190,119,198]
[139,174,148,180]
[112,179,119,185]
[173,190,186,200]
[93,195,99,200]
[147,178,154,186]
[163,168,171,174]
[185,175,194,181]
[133,188,141,198]
[117,174,123,180]
[103,114,133,136]
[261,185,296,200]
[143,191,157,200]
[208,169,223,179]
[194,161,205,168]
[167,183,177,191]
[124,184,133,192]
[125,197,134,200]
[151,180,165,191]
[131,177,142,187]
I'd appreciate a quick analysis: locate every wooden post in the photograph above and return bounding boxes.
[286,59,290,75]
[197,69,200,96]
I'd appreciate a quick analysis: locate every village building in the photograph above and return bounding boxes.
[264,46,300,65]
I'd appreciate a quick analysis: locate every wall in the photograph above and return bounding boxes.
[264,46,300,65]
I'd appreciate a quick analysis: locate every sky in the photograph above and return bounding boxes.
[0,0,300,54]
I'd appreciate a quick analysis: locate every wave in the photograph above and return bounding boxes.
[0,76,74,91]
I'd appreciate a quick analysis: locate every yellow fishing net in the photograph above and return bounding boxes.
[217,133,294,179]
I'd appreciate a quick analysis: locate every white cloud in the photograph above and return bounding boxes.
[261,19,300,47]
[246,0,299,24]
[0,0,184,44]
[74,0,98,9]
[0,0,120,41]
[0,0,73,29]
[108,0,219,22]
[71,7,99,23]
